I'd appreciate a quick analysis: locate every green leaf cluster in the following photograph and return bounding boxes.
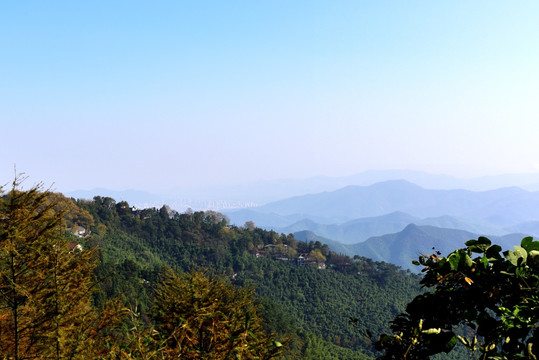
[377,236,539,360]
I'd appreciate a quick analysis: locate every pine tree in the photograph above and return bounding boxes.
[41,233,100,359]
[152,268,285,359]
[0,176,102,359]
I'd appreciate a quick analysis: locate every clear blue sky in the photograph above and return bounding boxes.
[1,1,538,192]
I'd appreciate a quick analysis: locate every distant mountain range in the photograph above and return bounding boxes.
[226,180,539,229]
[67,171,539,272]
[223,178,539,271]
[294,225,528,272]
[66,170,539,209]
[276,211,504,244]
[185,169,539,203]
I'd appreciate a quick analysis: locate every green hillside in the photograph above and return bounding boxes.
[74,196,425,359]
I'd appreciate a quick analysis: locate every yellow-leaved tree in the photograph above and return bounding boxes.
[0,176,118,359]
[152,268,285,359]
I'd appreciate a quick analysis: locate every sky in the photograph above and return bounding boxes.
[1,1,539,193]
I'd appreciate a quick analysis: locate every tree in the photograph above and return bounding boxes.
[44,192,95,230]
[0,177,108,359]
[308,249,326,265]
[244,221,256,231]
[152,268,285,359]
[375,236,539,360]
[0,177,64,358]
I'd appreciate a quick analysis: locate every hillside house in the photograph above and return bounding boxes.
[68,242,83,252]
[68,225,88,237]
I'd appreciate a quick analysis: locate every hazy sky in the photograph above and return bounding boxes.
[2,1,539,193]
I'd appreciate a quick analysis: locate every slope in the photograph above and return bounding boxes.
[74,196,425,359]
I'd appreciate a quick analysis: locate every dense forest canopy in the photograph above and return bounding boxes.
[76,192,423,358]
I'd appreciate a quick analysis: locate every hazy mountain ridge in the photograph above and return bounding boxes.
[222,178,539,273]
[296,225,528,272]
[504,221,539,236]
[66,170,539,210]
[69,173,539,275]
[201,170,539,203]
[275,212,506,244]
[233,180,539,229]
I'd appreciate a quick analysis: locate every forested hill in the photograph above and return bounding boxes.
[72,196,423,359]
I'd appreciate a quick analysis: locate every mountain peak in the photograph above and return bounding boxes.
[401,223,422,234]
[370,179,424,190]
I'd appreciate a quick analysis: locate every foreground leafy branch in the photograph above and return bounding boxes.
[376,236,539,359]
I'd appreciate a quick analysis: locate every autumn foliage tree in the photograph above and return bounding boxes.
[0,177,111,359]
[152,268,285,359]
